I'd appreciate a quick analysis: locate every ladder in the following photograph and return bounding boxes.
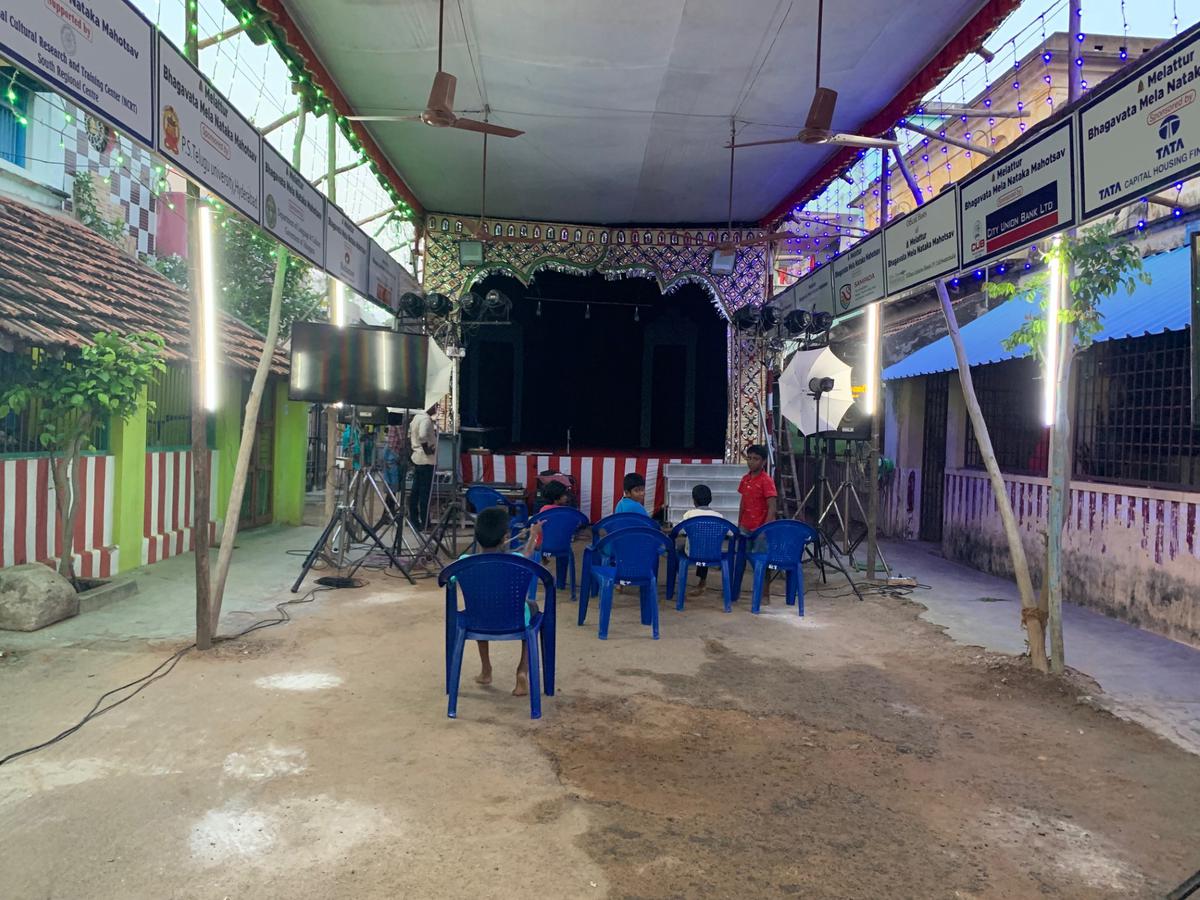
[757,395,802,519]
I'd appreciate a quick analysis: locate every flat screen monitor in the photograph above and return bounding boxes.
[710,248,735,275]
[458,240,484,266]
[289,323,427,407]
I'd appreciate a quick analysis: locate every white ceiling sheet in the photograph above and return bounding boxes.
[287,0,991,223]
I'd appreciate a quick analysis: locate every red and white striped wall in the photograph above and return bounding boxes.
[0,456,118,577]
[461,453,721,522]
[142,450,218,565]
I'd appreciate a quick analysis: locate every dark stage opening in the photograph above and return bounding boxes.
[460,271,727,455]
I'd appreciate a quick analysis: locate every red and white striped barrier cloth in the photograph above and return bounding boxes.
[142,450,218,565]
[460,453,721,522]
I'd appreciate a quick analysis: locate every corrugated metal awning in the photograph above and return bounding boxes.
[883,243,1193,381]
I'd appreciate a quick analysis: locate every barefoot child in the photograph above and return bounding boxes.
[677,484,714,597]
[468,506,543,696]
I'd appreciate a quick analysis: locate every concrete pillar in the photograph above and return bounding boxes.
[109,388,147,573]
[272,379,308,525]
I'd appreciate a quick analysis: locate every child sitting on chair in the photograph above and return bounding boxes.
[614,472,650,517]
[677,484,714,597]
[539,479,571,513]
[469,506,543,696]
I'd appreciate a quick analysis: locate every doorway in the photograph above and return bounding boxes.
[240,381,275,529]
[919,374,949,542]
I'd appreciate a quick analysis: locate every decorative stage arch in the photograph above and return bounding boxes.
[422,213,769,458]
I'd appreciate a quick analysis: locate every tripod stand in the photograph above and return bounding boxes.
[292,500,415,592]
[800,440,889,576]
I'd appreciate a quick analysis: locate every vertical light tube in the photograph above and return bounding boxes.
[864,302,880,415]
[197,204,220,412]
[1043,241,1062,427]
[332,280,346,327]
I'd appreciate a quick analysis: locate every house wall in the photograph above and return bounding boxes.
[882,379,923,540]
[141,449,219,566]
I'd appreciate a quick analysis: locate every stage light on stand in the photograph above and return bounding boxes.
[809,376,835,395]
[732,305,759,331]
[398,291,425,318]
[459,292,483,319]
[426,292,451,317]
[484,289,511,319]
[811,310,833,333]
[759,305,779,330]
[783,309,812,336]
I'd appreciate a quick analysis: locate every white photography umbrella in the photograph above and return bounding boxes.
[779,346,855,435]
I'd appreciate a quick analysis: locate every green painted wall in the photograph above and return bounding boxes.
[213,371,243,523]
[109,388,147,573]
[272,378,308,526]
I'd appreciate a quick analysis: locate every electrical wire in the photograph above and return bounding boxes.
[0,583,334,768]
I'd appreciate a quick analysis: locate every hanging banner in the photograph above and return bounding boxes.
[325,203,370,297]
[0,1,155,147]
[1079,26,1200,220]
[883,186,961,295]
[959,118,1075,268]
[261,140,325,267]
[367,240,400,309]
[156,36,260,223]
[831,232,885,315]
[781,263,833,315]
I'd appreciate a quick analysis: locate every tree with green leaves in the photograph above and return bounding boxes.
[988,221,1150,670]
[0,332,165,582]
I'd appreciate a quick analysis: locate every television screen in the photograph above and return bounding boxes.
[458,240,484,266]
[710,248,735,275]
[289,323,428,407]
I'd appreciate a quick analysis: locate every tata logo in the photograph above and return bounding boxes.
[1159,115,1181,140]
[1098,181,1123,200]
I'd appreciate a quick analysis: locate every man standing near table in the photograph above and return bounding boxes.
[409,403,439,529]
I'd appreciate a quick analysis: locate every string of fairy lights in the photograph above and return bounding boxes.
[781,0,1196,279]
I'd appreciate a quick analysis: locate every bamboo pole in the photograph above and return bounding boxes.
[207,101,305,631]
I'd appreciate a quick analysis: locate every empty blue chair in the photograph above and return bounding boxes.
[439,554,556,719]
[669,515,740,612]
[580,512,651,605]
[580,526,675,639]
[737,520,819,615]
[526,506,590,600]
[464,485,529,550]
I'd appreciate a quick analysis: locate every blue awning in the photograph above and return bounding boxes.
[883,243,1194,381]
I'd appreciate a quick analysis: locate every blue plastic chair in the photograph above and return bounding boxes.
[526,506,590,600]
[580,512,652,605]
[668,515,740,612]
[580,526,675,639]
[736,520,819,615]
[465,486,529,547]
[439,554,557,719]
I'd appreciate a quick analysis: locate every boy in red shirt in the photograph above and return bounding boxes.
[738,444,777,533]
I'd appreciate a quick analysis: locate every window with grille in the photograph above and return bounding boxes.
[0,84,27,167]
[964,357,1048,476]
[1073,329,1199,490]
[146,364,192,449]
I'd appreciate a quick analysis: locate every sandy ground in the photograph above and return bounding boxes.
[2,549,1199,899]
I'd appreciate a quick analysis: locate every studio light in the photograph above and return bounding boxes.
[811,310,834,333]
[196,204,220,411]
[459,291,483,318]
[398,291,426,318]
[783,309,812,336]
[759,305,779,330]
[732,306,760,331]
[331,279,346,328]
[865,302,880,416]
[484,289,511,317]
[426,292,452,317]
[809,376,835,395]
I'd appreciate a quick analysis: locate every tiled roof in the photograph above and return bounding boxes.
[0,195,289,376]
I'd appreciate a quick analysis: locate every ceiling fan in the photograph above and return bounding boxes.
[729,0,898,151]
[345,0,523,139]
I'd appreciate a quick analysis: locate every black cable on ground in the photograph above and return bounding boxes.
[0,584,334,768]
[1169,867,1200,900]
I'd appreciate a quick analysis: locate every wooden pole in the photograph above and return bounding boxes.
[866,147,888,580]
[185,1,213,651]
[323,115,340,520]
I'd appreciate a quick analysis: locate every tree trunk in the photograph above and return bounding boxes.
[935,278,1050,672]
[52,440,82,583]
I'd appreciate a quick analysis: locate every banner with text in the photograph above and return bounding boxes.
[781,263,833,315]
[959,118,1075,268]
[325,203,370,297]
[1079,26,1200,219]
[261,140,325,267]
[883,187,960,294]
[157,36,260,223]
[367,240,400,309]
[831,233,885,316]
[0,0,154,147]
